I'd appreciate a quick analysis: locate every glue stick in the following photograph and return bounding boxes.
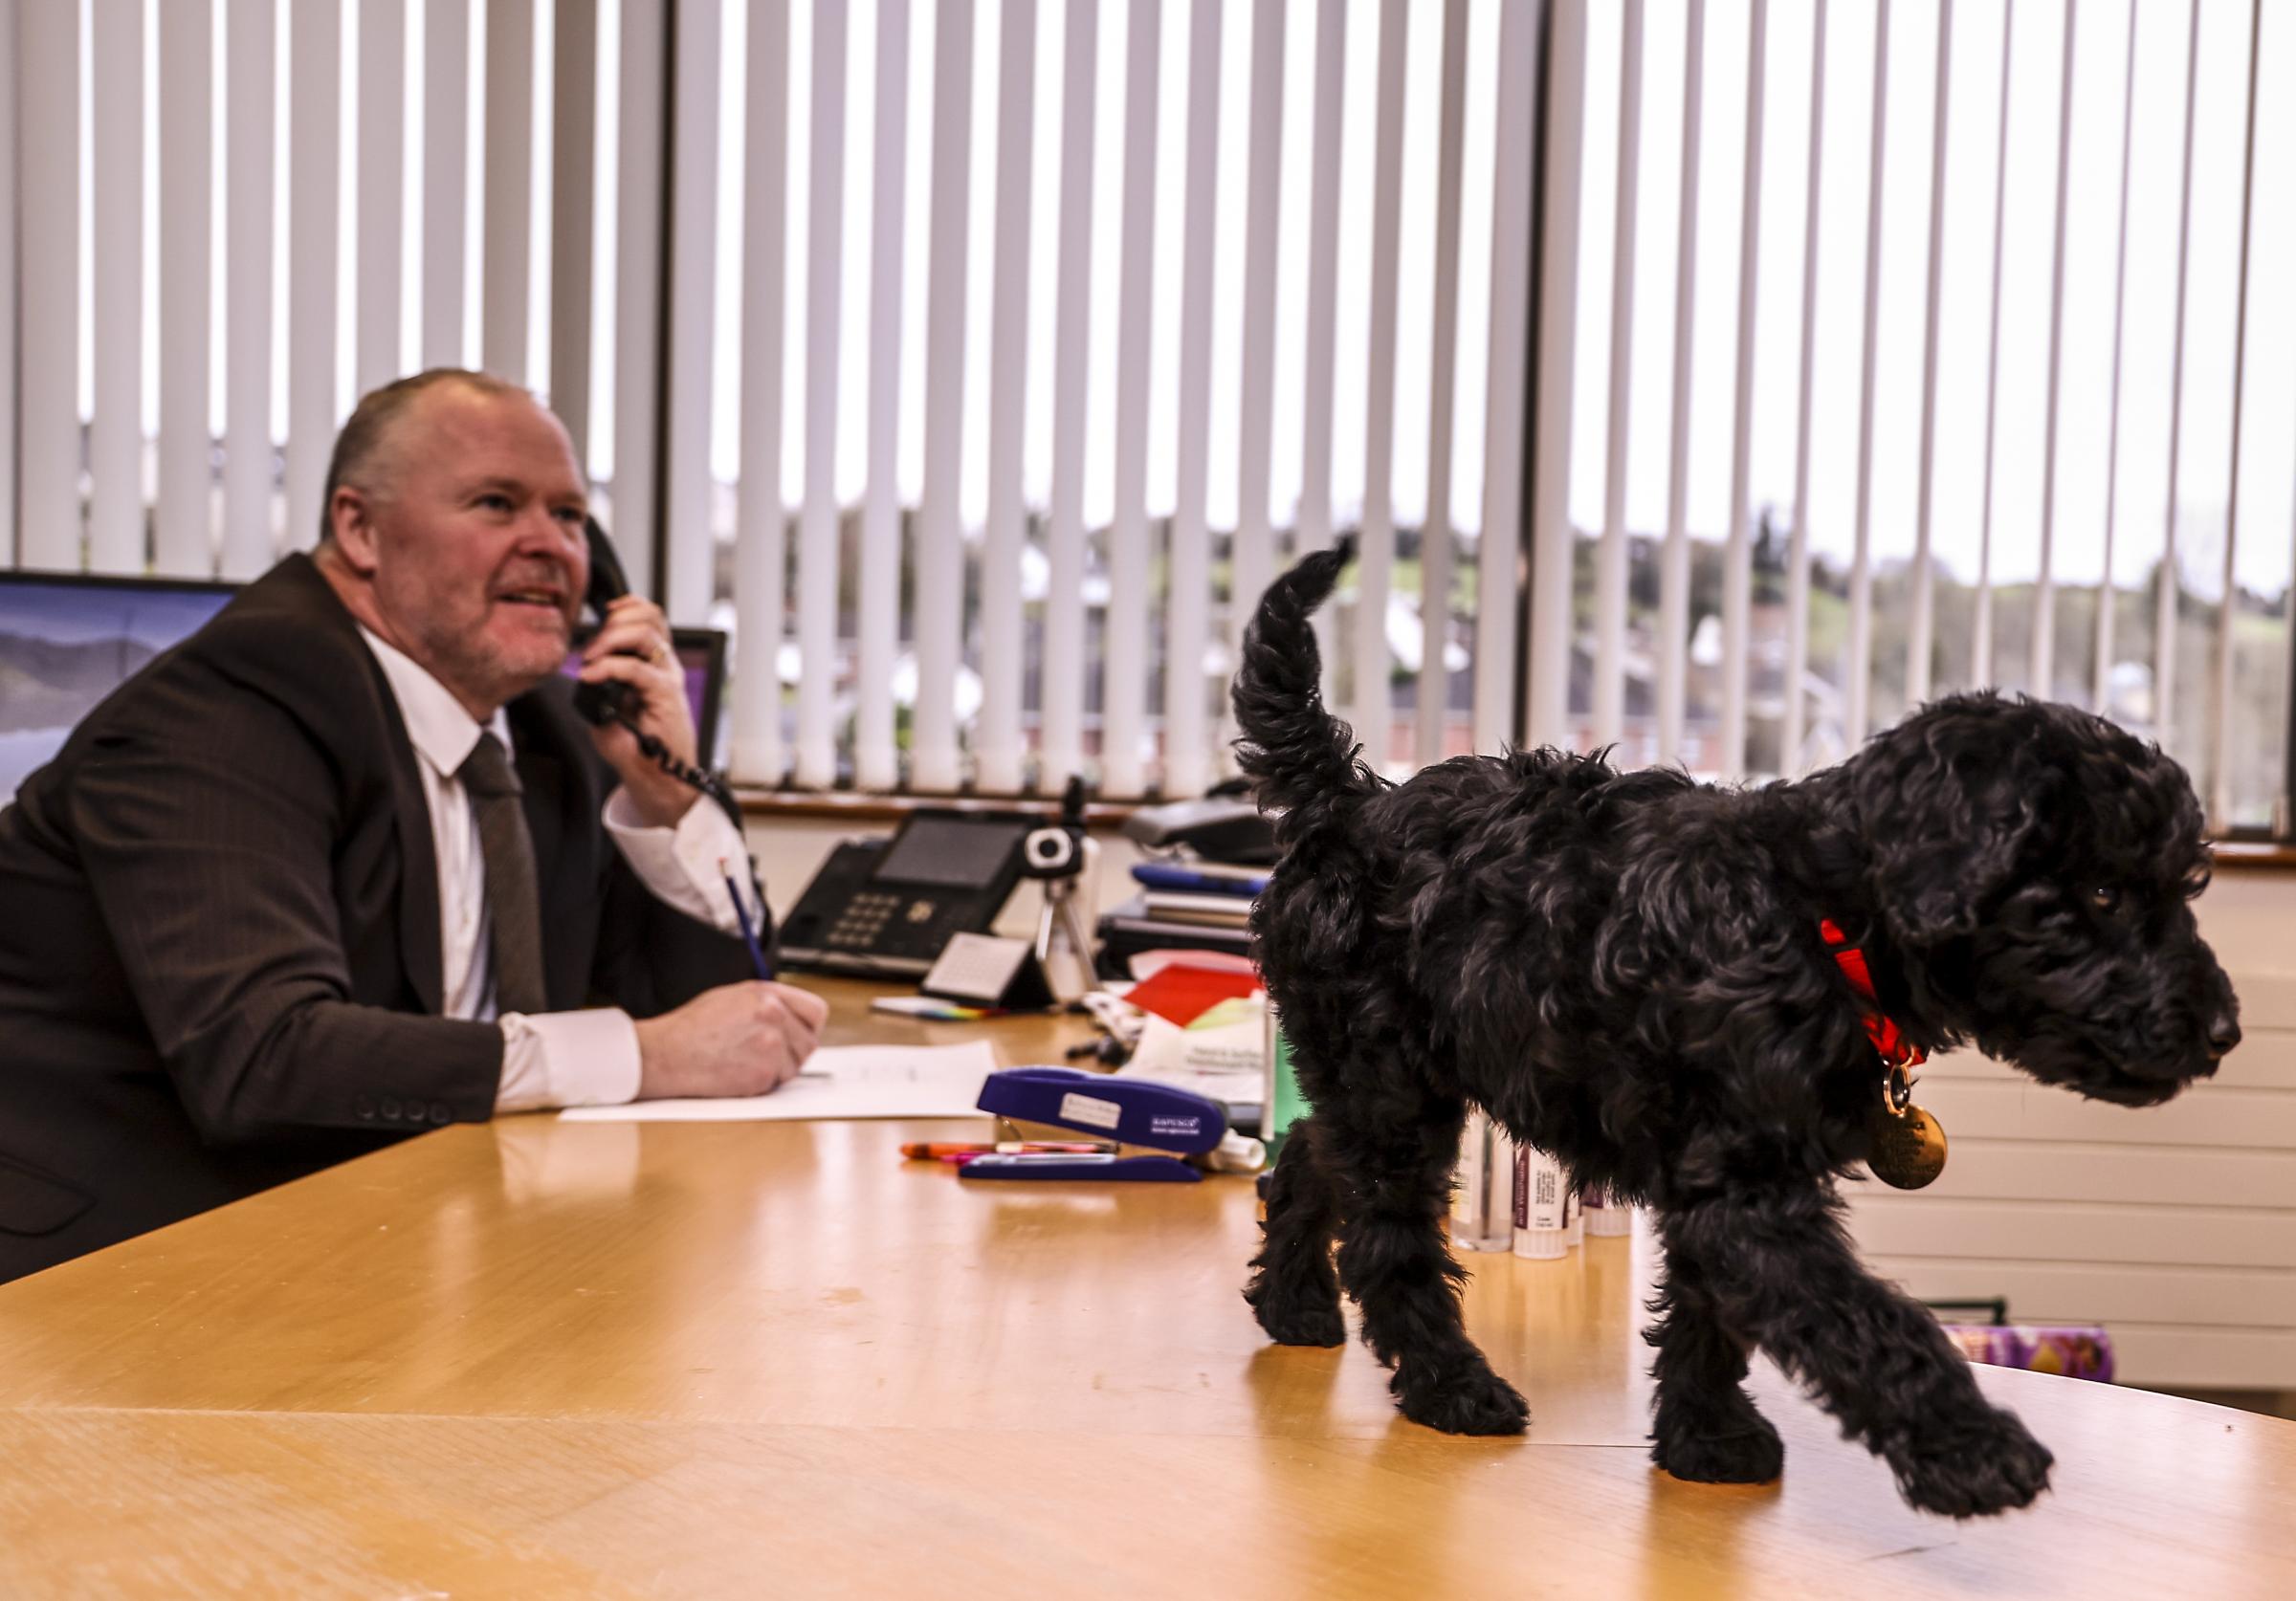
[1450,1110,1513,1251]
[1512,1143,1571,1260]
[1582,1183,1634,1237]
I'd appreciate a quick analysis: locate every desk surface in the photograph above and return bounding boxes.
[1,981,2291,1598]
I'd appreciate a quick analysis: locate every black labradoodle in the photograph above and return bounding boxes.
[1234,544,2239,1519]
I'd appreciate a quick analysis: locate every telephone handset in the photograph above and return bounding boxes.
[570,516,740,830]
[572,515,641,729]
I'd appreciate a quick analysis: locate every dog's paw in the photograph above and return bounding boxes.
[1252,1294,1347,1348]
[1651,1412,1784,1484]
[1394,1362,1531,1437]
[1888,1406,2055,1519]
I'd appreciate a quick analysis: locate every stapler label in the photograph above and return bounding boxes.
[1058,1090,1124,1130]
[1150,1115,1204,1140]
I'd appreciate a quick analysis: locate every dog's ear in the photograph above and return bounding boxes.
[1852,700,2047,946]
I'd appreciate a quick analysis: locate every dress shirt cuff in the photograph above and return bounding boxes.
[496,1008,644,1112]
[602,788,761,933]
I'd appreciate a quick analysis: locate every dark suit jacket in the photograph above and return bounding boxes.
[0,555,758,1282]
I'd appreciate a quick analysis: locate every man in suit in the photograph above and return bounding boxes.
[0,369,827,1283]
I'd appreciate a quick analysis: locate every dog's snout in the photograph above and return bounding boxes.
[2209,1012,2241,1060]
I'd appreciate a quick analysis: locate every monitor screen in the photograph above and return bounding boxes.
[0,574,234,802]
[559,626,726,769]
[872,816,1032,889]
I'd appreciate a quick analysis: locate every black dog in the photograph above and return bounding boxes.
[1234,544,2239,1519]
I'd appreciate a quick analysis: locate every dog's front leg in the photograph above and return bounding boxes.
[1655,1184,2054,1518]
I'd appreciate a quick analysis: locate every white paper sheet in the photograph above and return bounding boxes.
[558,1042,1002,1123]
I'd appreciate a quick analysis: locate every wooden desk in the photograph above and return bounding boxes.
[1,979,2291,1597]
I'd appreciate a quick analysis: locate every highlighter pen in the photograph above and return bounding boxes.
[721,861,775,981]
[899,1141,1107,1161]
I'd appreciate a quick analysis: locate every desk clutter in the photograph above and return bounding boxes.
[1450,1109,1639,1259]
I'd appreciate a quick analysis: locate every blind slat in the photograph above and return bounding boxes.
[88,0,144,575]
[1658,0,1706,765]
[1352,0,1408,768]
[1416,0,1467,769]
[1973,0,2014,689]
[1718,0,1766,776]
[358,0,406,397]
[222,0,276,580]
[423,0,470,368]
[157,0,215,578]
[1594,0,1644,751]
[1475,0,1537,756]
[1526,0,1585,751]
[856,0,913,794]
[914,0,976,793]
[2033,0,2078,700]
[660,0,720,624]
[1847,0,1889,745]
[551,0,598,458]
[2209,0,2264,827]
[1038,0,1094,792]
[797,0,850,790]
[1298,0,1346,703]
[1784,0,1827,772]
[1165,0,1220,800]
[1104,0,1159,799]
[0,2,17,564]
[1908,0,1952,709]
[2092,1,2139,713]
[733,0,789,785]
[1228,0,1285,766]
[612,0,666,582]
[483,0,535,383]
[17,0,74,571]
[980,0,1037,796]
[285,0,342,550]
[2156,0,2203,751]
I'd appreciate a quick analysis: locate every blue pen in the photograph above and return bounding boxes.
[722,862,775,980]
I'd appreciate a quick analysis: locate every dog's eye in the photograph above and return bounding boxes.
[2091,886,2123,914]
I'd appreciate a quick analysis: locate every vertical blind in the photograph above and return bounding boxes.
[5,0,2290,822]
[1,0,1538,802]
[1537,0,2295,829]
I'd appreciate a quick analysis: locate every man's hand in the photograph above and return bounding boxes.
[630,981,829,1100]
[579,593,701,828]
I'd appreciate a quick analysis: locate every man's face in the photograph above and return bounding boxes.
[351,386,591,715]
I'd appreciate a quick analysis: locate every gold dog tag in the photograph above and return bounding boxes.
[1867,1102,1949,1190]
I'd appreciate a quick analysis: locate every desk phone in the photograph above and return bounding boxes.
[773,809,1039,977]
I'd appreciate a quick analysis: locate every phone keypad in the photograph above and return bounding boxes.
[828,890,910,950]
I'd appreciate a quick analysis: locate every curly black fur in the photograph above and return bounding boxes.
[1234,543,2239,1518]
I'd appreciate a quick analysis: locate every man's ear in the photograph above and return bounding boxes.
[1854,701,2044,946]
[327,485,383,575]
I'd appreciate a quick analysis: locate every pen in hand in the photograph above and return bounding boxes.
[722,859,775,981]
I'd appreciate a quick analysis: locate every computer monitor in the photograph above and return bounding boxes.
[560,626,727,770]
[1,570,731,802]
[0,572,235,802]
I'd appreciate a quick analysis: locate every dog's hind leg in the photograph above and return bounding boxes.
[1326,1087,1529,1436]
[1245,1113,1346,1347]
[1645,1251,1783,1484]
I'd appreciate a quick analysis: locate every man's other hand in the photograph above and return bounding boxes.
[631,981,829,1100]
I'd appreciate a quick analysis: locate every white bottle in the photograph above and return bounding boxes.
[1511,1143,1572,1260]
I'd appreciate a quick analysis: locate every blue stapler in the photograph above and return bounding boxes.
[961,1067,1226,1183]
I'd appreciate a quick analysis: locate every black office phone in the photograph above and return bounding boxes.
[774,810,1040,977]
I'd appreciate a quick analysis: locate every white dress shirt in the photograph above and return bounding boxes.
[357,627,759,1110]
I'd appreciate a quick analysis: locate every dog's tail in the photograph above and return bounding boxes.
[1232,539,1382,842]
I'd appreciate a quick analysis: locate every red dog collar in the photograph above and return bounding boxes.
[1821,919,1926,1069]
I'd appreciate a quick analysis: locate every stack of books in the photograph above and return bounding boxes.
[1093,860,1269,973]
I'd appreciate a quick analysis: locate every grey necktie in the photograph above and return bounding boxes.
[457,732,547,1017]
